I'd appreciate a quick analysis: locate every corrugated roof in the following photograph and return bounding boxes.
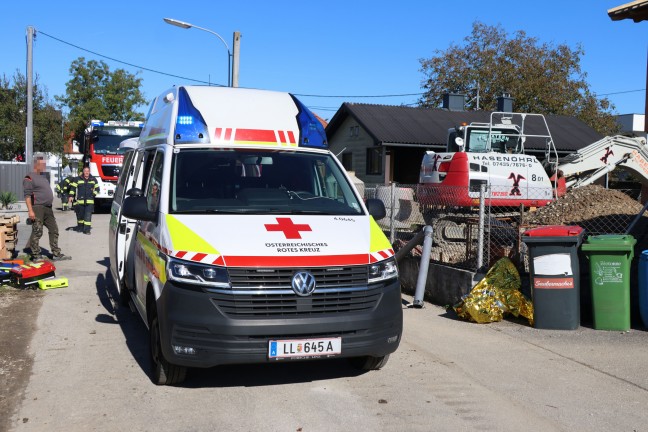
[326,103,603,153]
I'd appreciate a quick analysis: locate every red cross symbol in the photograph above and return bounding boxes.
[264,217,312,239]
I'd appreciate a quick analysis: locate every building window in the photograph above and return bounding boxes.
[366,147,382,175]
[348,125,360,138]
[342,152,353,170]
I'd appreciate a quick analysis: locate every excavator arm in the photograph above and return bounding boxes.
[556,135,648,189]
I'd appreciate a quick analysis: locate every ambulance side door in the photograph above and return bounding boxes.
[109,149,138,299]
[132,149,164,316]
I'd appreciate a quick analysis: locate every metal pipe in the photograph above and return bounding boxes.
[626,199,648,234]
[26,26,34,164]
[477,184,486,270]
[413,225,433,308]
[394,229,425,263]
[389,182,396,244]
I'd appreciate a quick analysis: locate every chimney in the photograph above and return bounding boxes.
[442,93,465,111]
[497,94,514,112]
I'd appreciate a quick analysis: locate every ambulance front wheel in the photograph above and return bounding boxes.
[350,354,390,371]
[149,310,187,385]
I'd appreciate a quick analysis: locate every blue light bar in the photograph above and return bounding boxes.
[91,120,104,127]
[175,88,210,144]
[290,95,328,149]
[177,116,193,125]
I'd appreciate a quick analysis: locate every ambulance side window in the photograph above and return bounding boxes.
[114,150,135,204]
[141,151,156,187]
[145,151,164,213]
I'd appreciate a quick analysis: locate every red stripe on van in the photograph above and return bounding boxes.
[223,254,368,268]
[235,129,277,143]
[192,253,207,262]
[287,131,296,144]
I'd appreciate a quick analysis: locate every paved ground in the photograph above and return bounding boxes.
[3,208,648,431]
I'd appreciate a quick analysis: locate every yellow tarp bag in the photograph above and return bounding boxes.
[454,257,533,325]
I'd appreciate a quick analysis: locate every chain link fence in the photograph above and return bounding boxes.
[365,182,647,273]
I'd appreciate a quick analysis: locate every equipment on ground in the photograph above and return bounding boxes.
[38,277,69,290]
[10,261,56,287]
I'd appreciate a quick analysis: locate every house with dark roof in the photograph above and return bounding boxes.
[325,101,602,184]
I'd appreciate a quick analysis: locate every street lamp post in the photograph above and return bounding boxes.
[163,18,239,87]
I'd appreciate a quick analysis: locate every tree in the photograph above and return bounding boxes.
[419,22,619,136]
[55,57,146,142]
[0,71,65,161]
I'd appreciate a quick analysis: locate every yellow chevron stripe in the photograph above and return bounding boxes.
[165,214,220,255]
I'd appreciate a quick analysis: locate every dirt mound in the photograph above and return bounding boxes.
[525,185,645,232]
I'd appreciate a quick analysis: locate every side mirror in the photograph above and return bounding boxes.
[366,198,386,221]
[122,195,155,221]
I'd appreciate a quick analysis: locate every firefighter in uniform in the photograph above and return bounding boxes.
[55,176,73,211]
[68,166,99,234]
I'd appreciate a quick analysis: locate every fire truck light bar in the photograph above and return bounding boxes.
[90,120,144,128]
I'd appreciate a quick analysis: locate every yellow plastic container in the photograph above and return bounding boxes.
[38,277,69,290]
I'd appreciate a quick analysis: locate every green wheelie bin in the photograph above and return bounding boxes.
[581,234,636,331]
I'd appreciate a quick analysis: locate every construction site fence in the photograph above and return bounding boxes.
[363,183,645,273]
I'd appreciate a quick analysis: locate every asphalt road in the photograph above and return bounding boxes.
[8,209,648,431]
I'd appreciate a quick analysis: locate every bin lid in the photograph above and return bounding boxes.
[523,225,585,237]
[581,234,636,255]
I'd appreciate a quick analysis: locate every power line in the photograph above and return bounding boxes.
[36,29,424,99]
[35,30,646,102]
[596,89,645,96]
[37,30,218,86]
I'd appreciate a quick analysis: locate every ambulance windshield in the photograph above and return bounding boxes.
[170,149,364,215]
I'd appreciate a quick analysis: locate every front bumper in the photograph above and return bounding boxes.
[156,278,403,368]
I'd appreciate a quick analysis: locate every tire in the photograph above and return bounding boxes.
[149,311,187,385]
[350,354,390,371]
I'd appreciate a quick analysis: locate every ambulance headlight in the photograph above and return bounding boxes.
[368,258,399,284]
[167,257,230,288]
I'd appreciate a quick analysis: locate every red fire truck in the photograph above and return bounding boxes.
[81,120,143,206]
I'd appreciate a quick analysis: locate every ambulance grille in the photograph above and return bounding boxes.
[212,266,380,317]
[228,266,368,289]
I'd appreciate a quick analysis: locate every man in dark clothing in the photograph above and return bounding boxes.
[68,166,99,234]
[55,176,73,211]
[23,153,72,261]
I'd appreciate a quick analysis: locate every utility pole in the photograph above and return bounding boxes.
[232,31,241,88]
[26,26,35,164]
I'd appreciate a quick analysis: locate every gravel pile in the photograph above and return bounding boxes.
[524,185,645,230]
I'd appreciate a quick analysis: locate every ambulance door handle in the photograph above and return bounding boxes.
[118,222,128,234]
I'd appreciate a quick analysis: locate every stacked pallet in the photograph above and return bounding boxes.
[0,215,19,259]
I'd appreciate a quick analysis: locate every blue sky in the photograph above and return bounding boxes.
[2,1,646,121]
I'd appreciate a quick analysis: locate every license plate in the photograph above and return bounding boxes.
[268,337,341,359]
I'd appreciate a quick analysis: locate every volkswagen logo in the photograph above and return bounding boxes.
[292,271,316,296]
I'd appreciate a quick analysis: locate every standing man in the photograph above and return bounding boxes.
[23,153,72,261]
[68,166,99,234]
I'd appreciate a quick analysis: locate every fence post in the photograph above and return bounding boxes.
[389,182,396,244]
[477,183,486,271]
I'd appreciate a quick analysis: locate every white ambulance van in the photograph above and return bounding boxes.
[108,86,402,385]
